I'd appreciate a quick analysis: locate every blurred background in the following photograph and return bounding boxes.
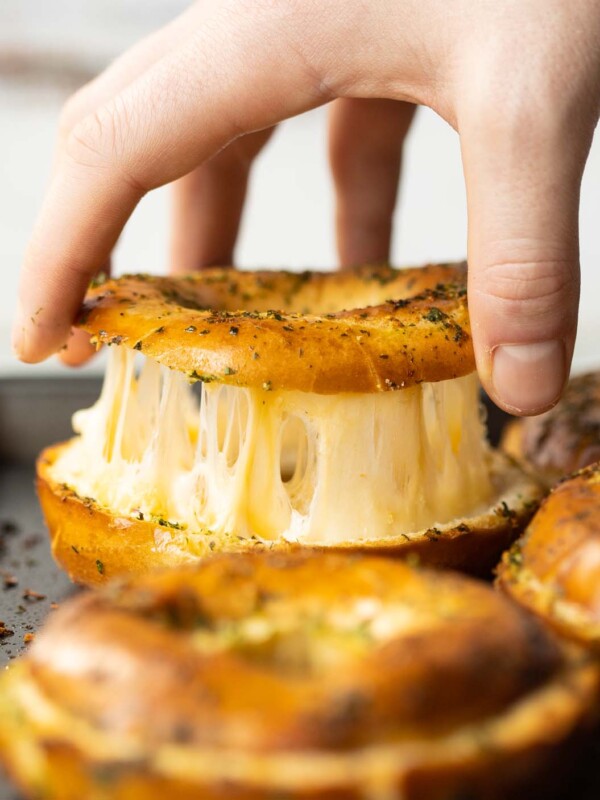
[1,0,599,379]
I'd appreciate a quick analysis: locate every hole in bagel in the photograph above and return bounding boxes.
[213,385,249,470]
[280,414,316,517]
[280,415,304,483]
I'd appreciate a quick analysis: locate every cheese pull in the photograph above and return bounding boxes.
[36,265,543,584]
[52,347,492,543]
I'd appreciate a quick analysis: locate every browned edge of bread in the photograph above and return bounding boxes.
[498,461,600,648]
[1,552,599,800]
[79,265,473,393]
[38,443,542,586]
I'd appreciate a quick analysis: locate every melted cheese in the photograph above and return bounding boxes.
[52,348,493,545]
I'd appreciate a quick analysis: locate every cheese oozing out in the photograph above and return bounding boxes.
[51,347,493,545]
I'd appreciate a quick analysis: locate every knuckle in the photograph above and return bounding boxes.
[475,257,578,319]
[65,106,118,170]
[63,101,145,194]
[209,130,272,173]
[58,88,92,143]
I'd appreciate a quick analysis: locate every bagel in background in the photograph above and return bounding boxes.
[1,552,598,800]
[502,371,600,486]
[38,264,543,585]
[498,462,600,649]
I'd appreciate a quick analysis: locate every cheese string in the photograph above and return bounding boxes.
[52,347,492,544]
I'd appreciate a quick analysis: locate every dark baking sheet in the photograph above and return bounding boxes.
[0,378,101,800]
[0,377,599,800]
[0,378,103,667]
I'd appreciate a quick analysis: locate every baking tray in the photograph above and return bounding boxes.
[0,378,100,800]
[0,377,599,800]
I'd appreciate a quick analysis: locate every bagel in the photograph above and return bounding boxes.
[38,264,542,584]
[1,552,597,800]
[502,370,600,486]
[498,462,600,648]
[77,264,473,394]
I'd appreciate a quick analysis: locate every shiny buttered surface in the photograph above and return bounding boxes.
[1,553,598,800]
[502,371,600,486]
[499,462,600,648]
[498,368,600,648]
[78,264,473,394]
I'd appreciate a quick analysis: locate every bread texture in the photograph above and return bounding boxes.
[502,370,600,485]
[498,462,600,648]
[78,264,472,393]
[1,552,597,800]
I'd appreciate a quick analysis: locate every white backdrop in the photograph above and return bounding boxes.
[1,1,598,377]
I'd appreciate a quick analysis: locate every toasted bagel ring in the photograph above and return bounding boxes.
[37,444,541,585]
[79,264,471,393]
[498,462,600,648]
[39,263,542,583]
[502,371,600,486]
[1,552,597,800]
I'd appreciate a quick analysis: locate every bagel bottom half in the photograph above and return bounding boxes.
[38,442,539,586]
[1,553,598,800]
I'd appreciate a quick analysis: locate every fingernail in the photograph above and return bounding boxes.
[492,340,566,415]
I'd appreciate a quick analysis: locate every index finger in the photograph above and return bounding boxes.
[13,6,330,363]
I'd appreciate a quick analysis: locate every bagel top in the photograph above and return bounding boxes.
[18,552,565,752]
[78,263,472,393]
[502,370,600,485]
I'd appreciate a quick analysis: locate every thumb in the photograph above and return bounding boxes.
[461,109,591,416]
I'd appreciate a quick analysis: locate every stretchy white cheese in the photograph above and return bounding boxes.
[51,347,493,544]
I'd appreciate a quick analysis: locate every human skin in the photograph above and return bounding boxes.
[11,0,600,415]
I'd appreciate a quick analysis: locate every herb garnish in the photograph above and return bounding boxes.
[156,518,184,530]
[424,307,445,323]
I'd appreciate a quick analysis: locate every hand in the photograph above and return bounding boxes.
[12,0,600,415]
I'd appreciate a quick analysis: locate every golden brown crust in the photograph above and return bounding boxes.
[502,371,600,485]
[38,442,543,586]
[1,553,598,800]
[498,462,600,648]
[78,264,473,393]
